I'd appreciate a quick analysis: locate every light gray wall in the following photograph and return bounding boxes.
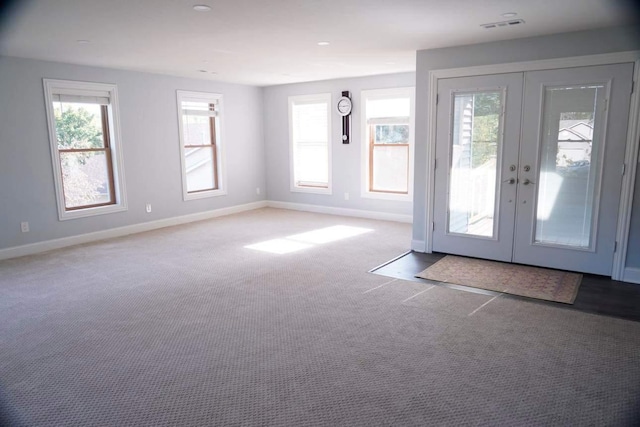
[627,172,640,267]
[412,25,640,268]
[263,72,415,216]
[0,56,265,250]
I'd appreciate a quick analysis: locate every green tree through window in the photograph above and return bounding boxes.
[472,93,500,168]
[55,107,103,149]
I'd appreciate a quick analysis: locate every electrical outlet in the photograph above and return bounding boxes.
[21,221,29,233]
[145,203,152,213]
[344,192,349,200]
[256,187,261,195]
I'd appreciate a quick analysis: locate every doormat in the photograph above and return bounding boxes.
[416,255,582,304]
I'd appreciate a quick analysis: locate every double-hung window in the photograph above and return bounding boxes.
[176,91,226,200]
[289,93,332,194]
[361,87,414,200]
[43,79,127,220]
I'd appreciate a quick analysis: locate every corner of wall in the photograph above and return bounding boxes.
[623,267,640,285]
[411,239,426,253]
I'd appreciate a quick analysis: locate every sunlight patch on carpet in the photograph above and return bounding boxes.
[244,238,313,254]
[245,225,373,254]
[287,225,373,244]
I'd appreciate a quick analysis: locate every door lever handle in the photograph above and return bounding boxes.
[522,178,535,185]
[503,178,516,185]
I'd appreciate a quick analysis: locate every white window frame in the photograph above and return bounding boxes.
[360,87,415,201]
[288,93,332,195]
[176,90,227,201]
[43,79,127,221]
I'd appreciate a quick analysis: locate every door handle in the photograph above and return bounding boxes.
[503,178,516,185]
[522,178,535,185]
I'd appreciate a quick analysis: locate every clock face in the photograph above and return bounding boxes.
[337,97,352,116]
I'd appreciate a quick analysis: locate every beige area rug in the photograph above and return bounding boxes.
[416,255,582,304]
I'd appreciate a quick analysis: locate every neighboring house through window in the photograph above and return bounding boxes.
[288,93,332,194]
[43,79,127,220]
[176,90,226,200]
[361,87,414,200]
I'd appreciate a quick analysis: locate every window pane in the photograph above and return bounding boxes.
[293,103,328,143]
[185,147,216,192]
[182,114,212,146]
[535,84,605,248]
[448,91,501,237]
[295,143,328,186]
[367,97,410,118]
[59,151,112,208]
[372,145,409,192]
[182,100,212,112]
[374,124,409,144]
[364,92,412,196]
[53,102,105,149]
[292,99,329,187]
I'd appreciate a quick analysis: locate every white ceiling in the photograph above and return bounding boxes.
[0,0,637,87]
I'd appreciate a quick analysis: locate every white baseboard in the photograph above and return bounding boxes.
[622,267,640,284]
[411,239,427,253]
[0,201,268,261]
[266,200,412,223]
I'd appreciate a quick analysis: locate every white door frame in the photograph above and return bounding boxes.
[423,51,640,281]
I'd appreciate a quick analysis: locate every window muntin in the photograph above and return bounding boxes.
[289,94,332,194]
[43,79,127,220]
[361,88,414,199]
[177,91,225,200]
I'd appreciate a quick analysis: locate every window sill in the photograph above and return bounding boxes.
[290,186,332,195]
[183,189,227,201]
[59,203,127,221]
[360,191,412,202]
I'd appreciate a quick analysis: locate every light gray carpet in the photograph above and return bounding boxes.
[0,208,639,426]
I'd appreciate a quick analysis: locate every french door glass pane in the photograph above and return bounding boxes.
[60,150,112,208]
[535,84,605,248]
[185,147,215,192]
[372,145,409,192]
[448,91,502,237]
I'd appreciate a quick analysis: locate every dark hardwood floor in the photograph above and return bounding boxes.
[371,251,640,322]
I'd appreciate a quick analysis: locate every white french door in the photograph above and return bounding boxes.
[433,73,523,262]
[432,63,634,275]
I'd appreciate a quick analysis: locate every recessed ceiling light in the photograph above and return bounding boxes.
[193,5,211,12]
[76,39,90,44]
[317,41,330,46]
[501,12,517,18]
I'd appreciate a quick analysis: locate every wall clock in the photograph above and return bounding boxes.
[337,91,352,144]
[337,96,352,116]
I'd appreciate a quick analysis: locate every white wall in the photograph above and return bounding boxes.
[412,25,640,270]
[262,72,415,218]
[0,56,265,251]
